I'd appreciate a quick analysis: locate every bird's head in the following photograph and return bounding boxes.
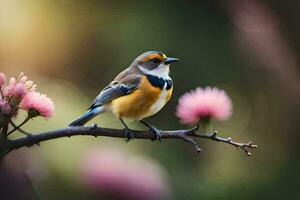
[131,51,179,78]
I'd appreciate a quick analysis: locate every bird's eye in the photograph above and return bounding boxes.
[150,58,161,63]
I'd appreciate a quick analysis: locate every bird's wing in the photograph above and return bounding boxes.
[89,73,141,109]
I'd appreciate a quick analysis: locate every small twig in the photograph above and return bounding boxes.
[177,134,202,153]
[0,119,9,140]
[192,130,258,156]
[7,116,30,135]
[1,125,257,158]
[9,120,30,136]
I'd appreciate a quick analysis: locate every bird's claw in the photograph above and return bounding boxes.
[124,128,134,142]
[148,126,161,142]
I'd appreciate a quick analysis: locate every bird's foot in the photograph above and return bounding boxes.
[124,128,134,142]
[148,125,161,142]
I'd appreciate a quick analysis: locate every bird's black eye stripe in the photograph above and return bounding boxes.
[150,58,161,63]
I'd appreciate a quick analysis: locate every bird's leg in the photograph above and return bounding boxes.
[119,118,134,142]
[140,120,161,141]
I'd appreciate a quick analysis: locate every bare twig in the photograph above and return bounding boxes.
[9,120,30,136]
[0,119,9,140]
[0,125,257,158]
[8,116,31,135]
[193,130,258,156]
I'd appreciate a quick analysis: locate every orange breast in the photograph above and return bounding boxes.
[110,76,163,120]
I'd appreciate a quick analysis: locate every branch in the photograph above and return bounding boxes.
[1,125,257,158]
[194,130,258,156]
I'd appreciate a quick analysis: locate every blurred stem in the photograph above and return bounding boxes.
[199,118,210,133]
[9,120,30,136]
[0,119,9,158]
[7,116,31,136]
[0,119,9,140]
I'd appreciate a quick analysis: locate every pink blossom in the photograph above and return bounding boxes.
[18,74,28,84]
[4,77,17,97]
[17,73,36,92]
[4,80,26,98]
[14,83,26,97]
[4,73,36,98]
[0,73,6,87]
[20,92,54,118]
[78,148,171,200]
[0,99,11,114]
[176,87,233,125]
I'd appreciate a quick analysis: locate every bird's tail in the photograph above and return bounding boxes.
[69,106,105,126]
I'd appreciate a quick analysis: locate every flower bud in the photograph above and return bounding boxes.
[0,73,6,87]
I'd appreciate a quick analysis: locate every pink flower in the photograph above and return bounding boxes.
[4,77,17,97]
[13,83,26,97]
[176,87,233,125]
[18,73,36,92]
[78,148,171,200]
[4,80,26,99]
[0,73,6,87]
[0,99,11,114]
[20,92,54,118]
[4,73,36,98]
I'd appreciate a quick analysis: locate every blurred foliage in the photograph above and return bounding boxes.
[0,0,299,199]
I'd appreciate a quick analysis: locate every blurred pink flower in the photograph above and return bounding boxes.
[18,73,36,92]
[0,99,11,114]
[4,77,17,97]
[176,87,233,125]
[13,83,26,97]
[20,92,54,118]
[4,73,36,98]
[1,149,49,199]
[0,73,6,87]
[78,148,171,200]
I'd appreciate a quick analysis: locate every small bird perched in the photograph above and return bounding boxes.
[69,51,179,141]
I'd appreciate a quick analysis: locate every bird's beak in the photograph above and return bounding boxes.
[164,57,179,64]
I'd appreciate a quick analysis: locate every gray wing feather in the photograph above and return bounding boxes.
[89,73,141,109]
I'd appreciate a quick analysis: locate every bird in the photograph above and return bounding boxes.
[69,51,179,141]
